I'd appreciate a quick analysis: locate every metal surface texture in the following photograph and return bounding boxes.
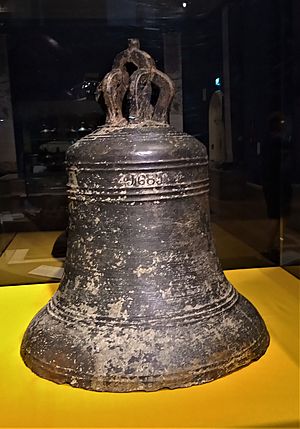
[21,39,269,392]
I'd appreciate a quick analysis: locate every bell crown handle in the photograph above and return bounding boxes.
[97,39,175,127]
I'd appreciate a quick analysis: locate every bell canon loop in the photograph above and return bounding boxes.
[21,39,270,392]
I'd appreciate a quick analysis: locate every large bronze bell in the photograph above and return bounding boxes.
[21,39,269,392]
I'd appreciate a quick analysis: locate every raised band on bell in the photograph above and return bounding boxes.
[20,39,270,392]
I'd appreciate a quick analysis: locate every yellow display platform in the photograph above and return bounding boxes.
[0,267,299,428]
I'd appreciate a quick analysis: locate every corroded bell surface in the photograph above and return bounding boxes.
[21,39,269,392]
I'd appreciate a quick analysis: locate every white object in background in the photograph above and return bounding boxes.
[33,165,47,174]
[209,90,225,163]
[6,248,29,264]
[5,248,64,264]
[0,212,24,222]
[29,265,64,280]
[1,214,13,222]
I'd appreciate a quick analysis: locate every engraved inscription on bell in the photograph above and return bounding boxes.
[119,172,167,187]
[20,39,269,392]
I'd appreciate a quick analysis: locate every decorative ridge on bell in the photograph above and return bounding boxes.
[96,39,175,127]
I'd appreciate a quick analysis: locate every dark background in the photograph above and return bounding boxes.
[0,0,299,282]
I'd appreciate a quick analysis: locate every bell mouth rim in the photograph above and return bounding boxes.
[21,329,269,393]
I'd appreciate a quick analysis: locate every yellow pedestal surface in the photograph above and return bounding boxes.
[0,267,299,428]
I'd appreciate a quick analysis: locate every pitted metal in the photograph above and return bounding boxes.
[97,39,175,126]
[21,40,269,392]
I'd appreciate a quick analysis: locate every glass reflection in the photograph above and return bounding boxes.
[0,0,299,285]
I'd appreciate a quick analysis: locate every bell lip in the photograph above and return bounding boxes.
[20,329,270,393]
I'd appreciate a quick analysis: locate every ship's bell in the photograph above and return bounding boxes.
[21,39,269,392]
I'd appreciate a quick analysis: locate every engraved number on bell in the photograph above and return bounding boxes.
[119,172,167,187]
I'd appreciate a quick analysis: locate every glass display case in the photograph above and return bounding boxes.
[0,0,299,286]
[0,3,299,428]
